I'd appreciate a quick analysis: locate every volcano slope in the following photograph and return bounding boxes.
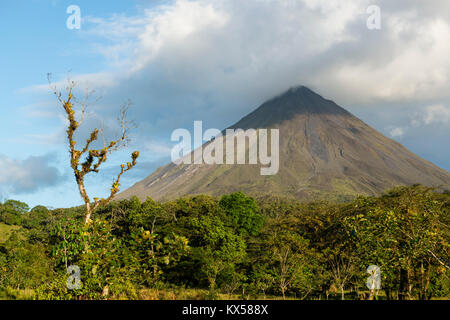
[117,86,450,202]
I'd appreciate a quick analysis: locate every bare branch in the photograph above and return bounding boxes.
[49,75,140,224]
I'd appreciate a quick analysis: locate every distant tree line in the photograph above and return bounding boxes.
[0,185,449,300]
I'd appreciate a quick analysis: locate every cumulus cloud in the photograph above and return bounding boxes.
[422,105,450,125]
[408,104,450,127]
[389,127,405,138]
[0,154,66,195]
[73,0,450,105]
[25,0,450,120]
[143,140,172,156]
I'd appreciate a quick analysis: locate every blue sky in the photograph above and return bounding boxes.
[0,0,449,209]
[0,0,154,207]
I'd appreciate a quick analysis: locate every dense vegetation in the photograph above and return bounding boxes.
[0,185,449,300]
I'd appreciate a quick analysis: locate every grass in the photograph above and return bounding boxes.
[1,285,448,300]
[0,287,35,300]
[137,288,267,300]
[0,223,21,243]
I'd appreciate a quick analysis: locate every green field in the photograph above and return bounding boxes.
[0,223,21,242]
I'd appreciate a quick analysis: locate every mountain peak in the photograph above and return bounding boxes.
[229,85,351,129]
[286,85,316,94]
[269,85,320,102]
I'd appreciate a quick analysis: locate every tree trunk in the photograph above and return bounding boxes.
[77,180,92,224]
[399,268,408,300]
[384,288,392,300]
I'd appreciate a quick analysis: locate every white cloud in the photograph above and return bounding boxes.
[80,0,450,104]
[410,104,450,126]
[26,0,450,108]
[20,71,122,95]
[389,127,405,138]
[144,140,172,156]
[423,105,450,125]
[0,154,65,195]
[19,101,58,119]
[323,17,450,103]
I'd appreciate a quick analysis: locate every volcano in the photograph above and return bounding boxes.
[118,86,450,202]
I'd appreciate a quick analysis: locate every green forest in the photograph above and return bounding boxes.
[0,185,449,300]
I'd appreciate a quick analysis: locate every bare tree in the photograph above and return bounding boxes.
[328,253,355,300]
[49,74,139,224]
